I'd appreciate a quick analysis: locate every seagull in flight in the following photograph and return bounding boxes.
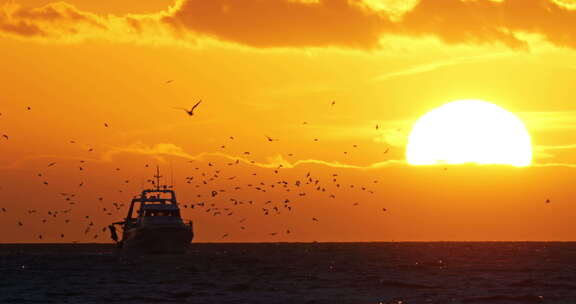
[175,100,202,116]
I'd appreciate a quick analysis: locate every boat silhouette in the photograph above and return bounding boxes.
[109,167,193,253]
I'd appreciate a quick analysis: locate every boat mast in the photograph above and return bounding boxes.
[154,165,162,191]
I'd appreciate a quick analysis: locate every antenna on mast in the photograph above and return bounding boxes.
[170,156,175,190]
[154,166,162,191]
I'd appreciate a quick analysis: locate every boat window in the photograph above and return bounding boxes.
[144,210,179,217]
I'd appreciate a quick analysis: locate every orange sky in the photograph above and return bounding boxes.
[2,0,576,243]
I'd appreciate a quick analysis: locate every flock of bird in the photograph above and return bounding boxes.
[0,94,396,242]
[0,85,551,242]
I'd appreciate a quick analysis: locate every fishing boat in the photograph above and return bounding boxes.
[109,167,193,253]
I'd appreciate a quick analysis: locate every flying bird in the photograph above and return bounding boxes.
[165,80,174,84]
[175,100,202,116]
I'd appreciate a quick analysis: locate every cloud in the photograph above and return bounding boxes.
[161,0,386,49]
[533,143,576,160]
[518,112,576,131]
[0,1,183,45]
[160,0,532,49]
[103,143,404,170]
[374,52,511,81]
[5,142,574,171]
[0,142,403,171]
[154,0,576,50]
[505,111,576,162]
[0,2,105,39]
[353,0,420,21]
[2,0,576,51]
[531,162,576,168]
[536,144,576,151]
[551,0,576,10]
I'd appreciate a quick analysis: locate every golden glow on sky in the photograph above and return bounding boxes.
[406,100,532,167]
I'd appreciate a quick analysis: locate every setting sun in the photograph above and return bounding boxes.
[406,100,532,167]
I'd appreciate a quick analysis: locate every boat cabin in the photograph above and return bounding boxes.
[123,188,184,228]
[137,204,183,225]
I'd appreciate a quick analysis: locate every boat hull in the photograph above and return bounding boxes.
[121,225,193,254]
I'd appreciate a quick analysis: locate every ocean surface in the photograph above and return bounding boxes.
[1,242,576,303]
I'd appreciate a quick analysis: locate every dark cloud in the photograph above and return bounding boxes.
[2,0,576,50]
[162,0,387,49]
[0,19,45,37]
[398,0,576,50]
[162,0,576,50]
[0,2,107,40]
